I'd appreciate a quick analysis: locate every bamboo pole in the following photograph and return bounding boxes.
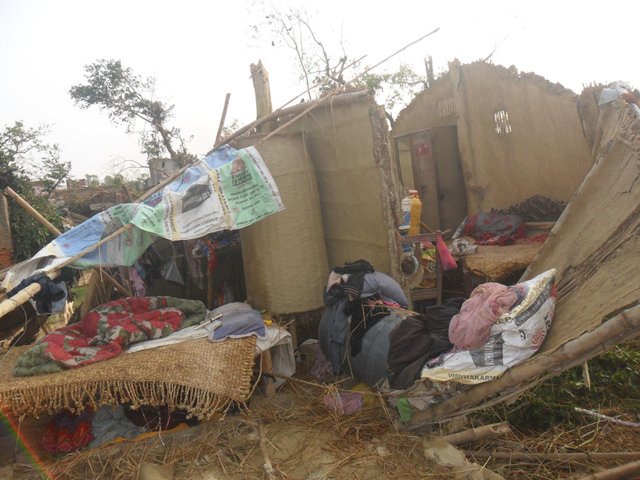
[3,186,132,299]
[439,422,511,445]
[0,270,60,318]
[409,304,640,427]
[466,451,640,462]
[4,187,59,236]
[0,225,135,320]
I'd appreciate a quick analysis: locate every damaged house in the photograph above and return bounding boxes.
[0,59,638,478]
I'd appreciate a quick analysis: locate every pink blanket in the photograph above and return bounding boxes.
[448,283,517,350]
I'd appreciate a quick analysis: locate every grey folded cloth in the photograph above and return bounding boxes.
[208,302,267,342]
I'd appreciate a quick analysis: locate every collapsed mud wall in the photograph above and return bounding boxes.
[409,98,640,425]
[393,61,594,217]
[453,61,593,212]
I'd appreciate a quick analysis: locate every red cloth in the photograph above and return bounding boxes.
[436,234,457,271]
[448,283,518,350]
[42,410,93,455]
[464,213,526,246]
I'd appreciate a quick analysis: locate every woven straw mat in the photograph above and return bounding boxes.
[0,336,256,419]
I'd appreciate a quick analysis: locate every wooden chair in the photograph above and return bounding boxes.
[401,233,443,310]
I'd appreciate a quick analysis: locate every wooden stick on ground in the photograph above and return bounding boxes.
[466,451,640,462]
[439,422,511,445]
[577,459,640,480]
[575,407,640,428]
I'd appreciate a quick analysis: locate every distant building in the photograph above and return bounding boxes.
[66,178,87,189]
[148,158,181,187]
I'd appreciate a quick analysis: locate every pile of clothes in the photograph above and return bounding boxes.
[318,260,409,375]
[318,260,557,399]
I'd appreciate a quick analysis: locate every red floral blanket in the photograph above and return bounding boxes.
[13,297,206,377]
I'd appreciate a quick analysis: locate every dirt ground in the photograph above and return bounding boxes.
[4,375,640,480]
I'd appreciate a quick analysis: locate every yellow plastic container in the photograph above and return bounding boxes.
[408,189,422,235]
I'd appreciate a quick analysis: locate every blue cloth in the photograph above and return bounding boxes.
[362,272,408,307]
[208,302,266,342]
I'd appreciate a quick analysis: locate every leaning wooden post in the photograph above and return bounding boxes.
[4,187,60,236]
[3,186,132,298]
[250,60,273,133]
[0,225,134,320]
[214,93,231,146]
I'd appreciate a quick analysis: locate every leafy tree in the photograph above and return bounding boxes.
[69,60,196,166]
[85,174,100,187]
[0,121,66,260]
[359,64,430,121]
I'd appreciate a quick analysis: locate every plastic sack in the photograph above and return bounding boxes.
[421,269,556,384]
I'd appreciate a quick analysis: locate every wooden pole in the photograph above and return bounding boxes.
[3,186,132,299]
[250,60,273,132]
[577,460,640,480]
[4,187,60,236]
[0,225,134,320]
[0,270,59,318]
[214,92,231,146]
[210,28,440,152]
[209,54,367,153]
[409,305,640,427]
[466,451,640,462]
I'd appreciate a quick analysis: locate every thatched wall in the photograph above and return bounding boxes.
[523,97,640,352]
[280,92,401,276]
[233,92,401,314]
[236,133,329,314]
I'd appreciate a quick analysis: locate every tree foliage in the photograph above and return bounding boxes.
[360,64,430,115]
[253,3,429,118]
[0,121,68,261]
[257,5,349,100]
[69,60,196,166]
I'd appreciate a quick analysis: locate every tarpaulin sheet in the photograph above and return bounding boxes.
[2,146,283,290]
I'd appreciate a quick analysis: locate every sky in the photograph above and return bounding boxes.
[1,0,639,181]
